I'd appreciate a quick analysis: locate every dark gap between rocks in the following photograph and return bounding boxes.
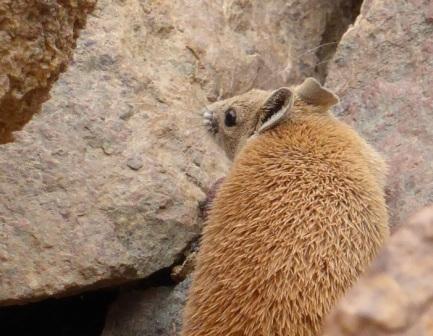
[315,0,364,82]
[0,269,176,336]
[0,288,118,336]
[134,266,178,288]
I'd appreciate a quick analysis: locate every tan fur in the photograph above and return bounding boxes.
[185,79,389,336]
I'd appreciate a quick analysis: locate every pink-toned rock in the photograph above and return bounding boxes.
[325,2,433,331]
[324,205,433,336]
[326,0,433,228]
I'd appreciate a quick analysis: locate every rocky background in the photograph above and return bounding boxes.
[0,0,432,335]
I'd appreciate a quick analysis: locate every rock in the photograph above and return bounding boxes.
[102,278,191,336]
[324,2,433,332]
[324,205,433,336]
[0,0,227,306]
[326,0,433,227]
[126,156,143,171]
[0,0,355,306]
[0,0,96,143]
[183,0,363,100]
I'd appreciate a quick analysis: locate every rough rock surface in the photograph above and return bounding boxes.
[324,205,433,335]
[0,0,96,143]
[102,278,191,336]
[183,0,363,99]
[326,0,433,227]
[324,2,433,332]
[0,0,352,305]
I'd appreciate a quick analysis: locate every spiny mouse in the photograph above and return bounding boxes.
[182,78,389,336]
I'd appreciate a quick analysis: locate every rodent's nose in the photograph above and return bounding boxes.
[202,108,218,134]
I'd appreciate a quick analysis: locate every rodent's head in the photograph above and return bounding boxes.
[202,77,339,159]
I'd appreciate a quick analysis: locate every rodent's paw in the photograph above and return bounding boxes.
[170,251,197,283]
[198,177,226,220]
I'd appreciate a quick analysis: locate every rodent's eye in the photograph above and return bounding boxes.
[224,108,237,127]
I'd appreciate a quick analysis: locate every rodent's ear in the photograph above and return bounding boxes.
[257,87,294,134]
[296,77,339,107]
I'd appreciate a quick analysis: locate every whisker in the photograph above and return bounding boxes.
[314,58,334,67]
[257,41,339,89]
[297,42,338,58]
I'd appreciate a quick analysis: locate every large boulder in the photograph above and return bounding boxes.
[0,0,96,143]
[323,0,433,333]
[326,0,433,227]
[0,0,227,306]
[324,205,433,335]
[0,0,353,305]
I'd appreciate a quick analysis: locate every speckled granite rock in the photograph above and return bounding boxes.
[0,0,351,305]
[102,278,191,336]
[324,2,433,332]
[324,205,433,336]
[326,0,433,227]
[0,0,96,142]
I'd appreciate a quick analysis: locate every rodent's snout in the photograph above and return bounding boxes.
[202,108,218,134]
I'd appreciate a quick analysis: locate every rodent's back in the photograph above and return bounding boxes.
[182,114,388,336]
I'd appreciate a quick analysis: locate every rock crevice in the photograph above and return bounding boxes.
[315,0,364,81]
